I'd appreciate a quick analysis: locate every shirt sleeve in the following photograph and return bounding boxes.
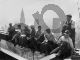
[58,36,64,43]
[69,38,74,49]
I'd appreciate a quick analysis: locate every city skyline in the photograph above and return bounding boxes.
[0,0,79,28]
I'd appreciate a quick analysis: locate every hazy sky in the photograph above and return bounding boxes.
[1,0,80,48]
[0,0,79,28]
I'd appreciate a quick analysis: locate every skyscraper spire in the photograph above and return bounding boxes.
[20,8,25,24]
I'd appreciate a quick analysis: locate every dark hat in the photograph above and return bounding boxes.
[45,28,51,33]
[31,25,35,29]
[66,14,72,18]
[9,23,12,25]
[38,25,41,28]
[18,24,21,27]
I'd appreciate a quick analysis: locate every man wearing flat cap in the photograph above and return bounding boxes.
[50,30,74,60]
[62,14,75,48]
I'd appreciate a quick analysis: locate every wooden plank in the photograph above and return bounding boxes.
[0,47,27,60]
[40,54,57,60]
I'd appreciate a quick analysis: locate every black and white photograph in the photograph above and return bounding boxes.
[0,0,80,60]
